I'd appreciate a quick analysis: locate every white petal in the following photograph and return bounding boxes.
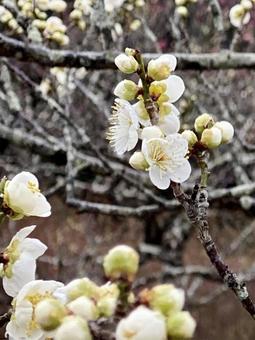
[159,114,180,135]
[127,127,139,151]
[12,225,36,242]
[3,256,36,297]
[27,194,51,217]
[8,172,39,188]
[163,54,177,71]
[169,159,191,183]
[20,238,47,259]
[165,75,185,103]
[166,133,188,156]
[149,166,171,190]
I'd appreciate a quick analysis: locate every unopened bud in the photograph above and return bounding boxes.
[70,9,83,20]
[141,284,185,316]
[34,298,66,331]
[103,245,139,282]
[97,283,119,317]
[129,152,149,171]
[48,0,67,12]
[214,121,234,144]
[148,55,177,81]
[201,127,222,149]
[67,296,98,320]
[115,54,139,74]
[32,19,47,30]
[62,278,99,302]
[176,5,189,17]
[167,311,196,339]
[141,126,163,140]
[241,0,253,10]
[55,316,92,340]
[175,0,187,5]
[194,113,214,133]
[114,80,139,101]
[181,130,198,148]
[130,19,141,31]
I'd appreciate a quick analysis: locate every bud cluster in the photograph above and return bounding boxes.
[0,5,23,34]
[69,0,93,31]
[229,0,254,27]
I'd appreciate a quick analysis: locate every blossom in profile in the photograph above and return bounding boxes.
[0,225,47,297]
[116,306,167,340]
[6,280,64,340]
[142,134,191,189]
[107,99,139,155]
[3,171,51,219]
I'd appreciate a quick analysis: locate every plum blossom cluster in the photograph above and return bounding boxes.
[107,49,234,190]
[174,0,198,18]
[229,0,255,27]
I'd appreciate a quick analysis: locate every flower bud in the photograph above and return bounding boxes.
[201,127,222,149]
[241,0,253,10]
[149,81,167,99]
[148,55,177,81]
[141,284,185,316]
[115,54,139,74]
[67,296,98,320]
[214,121,234,144]
[141,126,163,140]
[116,306,167,340]
[62,278,99,302]
[194,113,214,133]
[55,316,92,340]
[70,9,83,20]
[167,311,196,338]
[103,245,139,282]
[34,298,67,331]
[176,5,189,17]
[181,130,198,148]
[114,80,139,101]
[97,283,120,317]
[48,0,67,12]
[229,4,250,27]
[129,152,149,171]
[32,19,47,30]
[130,19,141,31]
[175,0,187,5]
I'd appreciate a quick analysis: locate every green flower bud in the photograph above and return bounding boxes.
[64,278,100,302]
[34,298,67,331]
[214,121,234,144]
[55,316,92,340]
[181,130,198,148]
[194,113,214,133]
[129,152,149,171]
[97,283,120,317]
[67,296,98,320]
[201,127,222,149]
[115,54,139,74]
[103,245,139,282]
[114,80,139,101]
[167,311,196,338]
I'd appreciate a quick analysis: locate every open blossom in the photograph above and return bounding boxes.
[107,99,139,155]
[116,306,167,340]
[142,134,191,189]
[229,4,251,27]
[3,171,51,218]
[6,280,64,340]
[148,55,177,81]
[0,225,47,297]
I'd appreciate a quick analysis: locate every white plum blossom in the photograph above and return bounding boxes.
[0,225,47,297]
[3,171,51,218]
[104,0,125,12]
[229,4,251,27]
[147,54,177,81]
[116,306,167,340]
[6,280,64,340]
[142,134,191,189]
[107,99,139,155]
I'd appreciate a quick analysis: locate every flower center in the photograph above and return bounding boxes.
[27,181,40,193]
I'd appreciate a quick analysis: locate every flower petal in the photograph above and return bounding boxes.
[159,113,180,135]
[20,238,47,259]
[149,166,171,190]
[165,75,185,103]
[169,159,191,183]
[12,225,36,242]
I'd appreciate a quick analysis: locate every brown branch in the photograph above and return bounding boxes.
[171,182,255,320]
[1,33,255,69]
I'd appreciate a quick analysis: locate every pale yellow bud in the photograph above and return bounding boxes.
[194,113,214,133]
[115,54,139,74]
[241,0,253,10]
[175,0,187,5]
[114,80,139,101]
[103,245,139,282]
[51,32,69,45]
[36,0,49,11]
[125,48,136,56]
[48,0,67,12]
[32,19,47,30]
[135,0,145,6]
[1,11,12,24]
[22,2,33,12]
[148,55,177,81]
[77,20,86,30]
[8,19,19,30]
[55,316,92,340]
[201,127,222,149]
[142,284,185,316]
[181,130,198,148]
[64,278,99,302]
[141,126,163,140]
[129,152,149,171]
[176,5,189,17]
[214,121,234,144]
[35,298,67,331]
[67,296,98,320]
[70,9,83,20]
[130,19,141,31]
[97,283,120,317]
[167,311,196,338]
